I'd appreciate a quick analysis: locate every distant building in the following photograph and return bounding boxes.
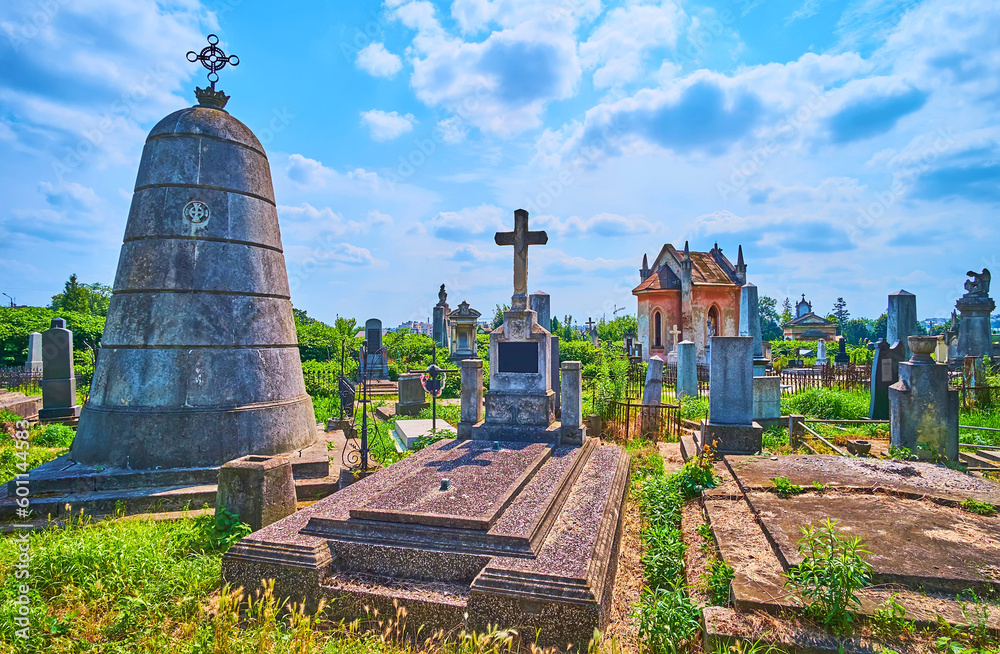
[633,241,746,364]
[782,295,837,341]
[398,320,432,336]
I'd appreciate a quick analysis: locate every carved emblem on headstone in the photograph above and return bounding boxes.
[182,200,210,225]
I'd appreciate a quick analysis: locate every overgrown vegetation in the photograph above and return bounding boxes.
[959,498,997,516]
[784,518,873,636]
[771,477,804,496]
[781,387,870,421]
[633,449,719,653]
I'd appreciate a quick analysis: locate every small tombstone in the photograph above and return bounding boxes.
[363,318,388,379]
[39,319,81,421]
[216,454,297,532]
[868,339,905,420]
[529,291,551,332]
[834,336,850,365]
[701,336,762,455]
[676,341,698,400]
[889,336,959,461]
[457,358,484,440]
[816,339,827,366]
[25,332,43,374]
[642,355,665,406]
[560,361,585,445]
[395,374,429,416]
[887,290,917,361]
[934,336,948,363]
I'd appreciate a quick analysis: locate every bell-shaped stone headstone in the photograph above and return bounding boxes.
[71,100,318,469]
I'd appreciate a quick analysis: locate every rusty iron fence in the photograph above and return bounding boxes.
[662,363,710,397]
[603,398,682,442]
[958,385,999,411]
[773,364,870,395]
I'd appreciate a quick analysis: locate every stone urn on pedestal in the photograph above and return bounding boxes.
[889,336,959,462]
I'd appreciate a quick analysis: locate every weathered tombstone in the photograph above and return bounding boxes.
[39,318,81,422]
[739,283,765,375]
[70,69,318,469]
[447,300,481,361]
[934,335,948,363]
[701,336,762,454]
[529,291,551,332]
[752,376,781,423]
[216,454,296,532]
[887,289,917,361]
[815,339,827,366]
[560,360,585,445]
[889,336,959,461]
[364,318,389,378]
[788,414,805,449]
[834,336,850,366]
[956,269,994,361]
[586,317,598,347]
[641,355,665,433]
[395,374,428,417]
[676,340,698,400]
[474,209,558,442]
[433,284,450,350]
[25,332,43,374]
[948,336,959,362]
[457,358,483,440]
[868,339,905,420]
[550,334,561,416]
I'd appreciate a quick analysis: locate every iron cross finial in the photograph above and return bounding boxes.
[187,34,239,91]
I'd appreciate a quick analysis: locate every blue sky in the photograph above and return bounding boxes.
[1,0,998,327]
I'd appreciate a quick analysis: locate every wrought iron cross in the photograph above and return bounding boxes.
[187,34,239,90]
[495,209,547,298]
[585,317,596,332]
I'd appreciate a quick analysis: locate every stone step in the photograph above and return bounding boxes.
[959,452,998,469]
[973,449,1000,464]
[680,431,699,462]
[0,391,42,420]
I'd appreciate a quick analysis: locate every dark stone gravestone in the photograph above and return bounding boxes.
[868,339,905,420]
[834,336,850,365]
[363,318,388,378]
[39,318,81,421]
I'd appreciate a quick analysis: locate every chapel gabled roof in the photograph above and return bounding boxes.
[633,243,742,294]
[784,312,837,327]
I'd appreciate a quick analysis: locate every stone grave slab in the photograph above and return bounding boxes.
[391,419,456,451]
[748,490,1000,595]
[223,437,630,649]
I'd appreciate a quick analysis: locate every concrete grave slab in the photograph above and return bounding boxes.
[392,419,456,450]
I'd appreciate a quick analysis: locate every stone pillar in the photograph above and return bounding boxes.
[458,358,483,440]
[739,283,764,373]
[868,339,904,420]
[676,340,698,400]
[887,290,917,361]
[889,336,959,461]
[39,318,81,422]
[560,360,585,445]
[395,373,429,416]
[25,332,43,374]
[529,291,551,332]
[550,335,561,416]
[752,376,781,422]
[433,303,450,350]
[956,295,995,361]
[216,454,296,532]
[788,414,805,449]
[701,336,762,455]
[642,355,665,406]
[815,339,827,366]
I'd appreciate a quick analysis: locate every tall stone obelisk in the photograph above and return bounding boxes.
[72,37,318,470]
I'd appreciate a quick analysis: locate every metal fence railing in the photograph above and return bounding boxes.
[604,399,682,442]
[773,364,870,395]
[0,368,42,395]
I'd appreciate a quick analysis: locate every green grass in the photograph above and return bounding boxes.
[679,395,709,421]
[781,387,871,421]
[959,408,1000,447]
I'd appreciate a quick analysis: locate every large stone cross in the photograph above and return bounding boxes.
[670,324,682,350]
[495,209,547,300]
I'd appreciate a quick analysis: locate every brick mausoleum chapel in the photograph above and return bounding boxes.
[634,242,746,363]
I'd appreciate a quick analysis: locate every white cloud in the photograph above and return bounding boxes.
[580,1,684,89]
[535,212,658,237]
[424,204,506,241]
[355,42,403,78]
[360,109,417,141]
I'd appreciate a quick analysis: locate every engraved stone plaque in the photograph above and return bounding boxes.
[497,341,538,374]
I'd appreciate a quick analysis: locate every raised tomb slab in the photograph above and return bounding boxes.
[223,437,630,649]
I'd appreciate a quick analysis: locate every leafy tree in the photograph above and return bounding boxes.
[872,314,888,341]
[50,275,112,316]
[597,314,638,343]
[832,297,850,332]
[780,297,793,324]
[759,295,783,341]
[491,304,509,329]
[0,307,106,367]
[841,318,872,345]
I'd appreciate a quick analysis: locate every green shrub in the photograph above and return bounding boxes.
[960,499,997,516]
[33,423,75,448]
[785,518,872,635]
[772,476,804,496]
[782,387,870,420]
[642,522,686,590]
[762,425,789,452]
[870,593,913,640]
[670,453,719,500]
[635,588,702,654]
[680,395,709,421]
[703,558,735,606]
